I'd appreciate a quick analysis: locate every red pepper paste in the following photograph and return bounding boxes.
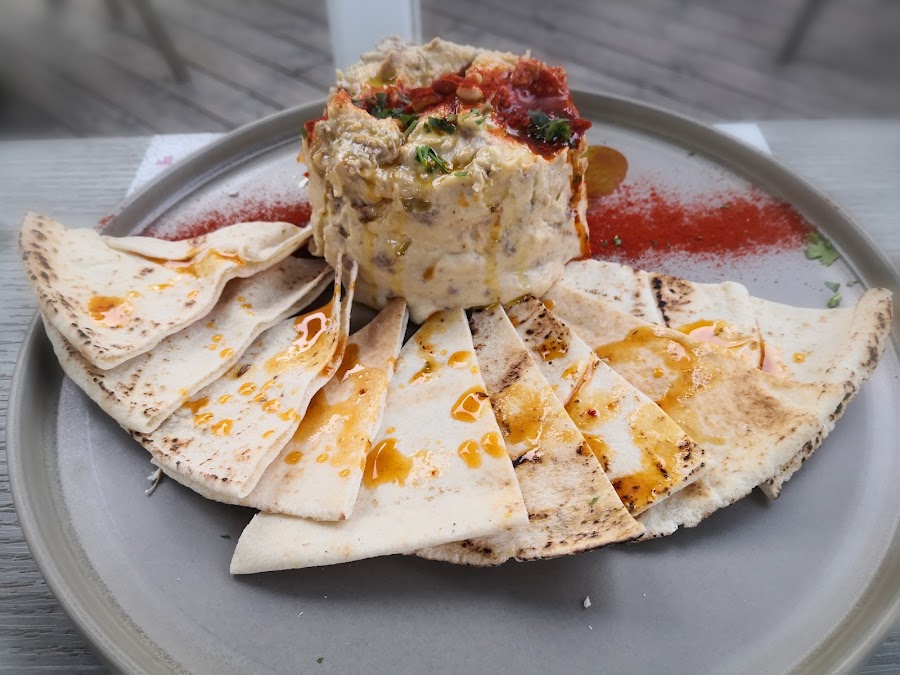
[328,59,591,160]
[140,196,312,241]
[587,181,814,262]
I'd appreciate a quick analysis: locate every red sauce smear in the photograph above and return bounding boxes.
[333,59,590,160]
[587,181,814,263]
[140,197,311,240]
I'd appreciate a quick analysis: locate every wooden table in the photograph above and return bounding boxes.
[0,125,898,672]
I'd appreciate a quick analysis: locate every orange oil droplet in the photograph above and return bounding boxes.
[316,453,329,463]
[87,296,133,327]
[339,468,351,478]
[263,430,275,439]
[217,394,232,405]
[481,431,507,459]
[149,283,172,292]
[793,352,806,363]
[262,399,281,413]
[193,412,214,426]
[451,388,490,422]
[652,368,664,378]
[447,351,471,368]
[284,450,303,464]
[278,408,299,422]
[182,396,209,414]
[220,348,235,359]
[211,419,233,436]
[457,439,482,468]
[362,438,413,487]
[211,334,223,343]
[238,382,256,396]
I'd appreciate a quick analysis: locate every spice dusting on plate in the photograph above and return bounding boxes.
[586,180,814,264]
[142,196,312,240]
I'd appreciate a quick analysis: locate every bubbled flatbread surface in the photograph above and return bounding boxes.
[43,257,331,433]
[752,289,892,497]
[418,304,642,565]
[230,309,529,574]
[20,212,310,369]
[545,282,847,538]
[133,261,354,501]
[235,299,408,520]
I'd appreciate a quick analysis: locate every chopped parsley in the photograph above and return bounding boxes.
[316,657,325,664]
[804,233,840,266]
[589,495,600,506]
[426,115,457,134]
[454,171,469,177]
[824,281,842,307]
[364,92,419,133]
[613,235,622,247]
[527,110,572,144]
[300,126,308,140]
[415,145,450,173]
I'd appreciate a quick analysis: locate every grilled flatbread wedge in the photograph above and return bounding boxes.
[133,259,356,500]
[508,296,706,515]
[43,257,331,433]
[230,309,529,573]
[545,282,847,538]
[561,259,660,322]
[559,258,892,499]
[650,273,761,367]
[418,304,643,565]
[752,290,892,497]
[227,299,408,520]
[21,212,310,369]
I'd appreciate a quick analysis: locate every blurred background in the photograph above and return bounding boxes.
[0,0,898,137]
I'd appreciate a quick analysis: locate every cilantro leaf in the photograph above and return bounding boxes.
[527,110,572,144]
[824,281,841,293]
[805,233,840,266]
[415,145,450,174]
[827,292,843,308]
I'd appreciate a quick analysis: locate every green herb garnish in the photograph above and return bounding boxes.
[454,171,469,177]
[824,281,841,293]
[316,657,325,664]
[827,292,842,308]
[589,496,600,506]
[366,92,419,133]
[527,110,572,144]
[427,115,457,134]
[805,233,840,266]
[300,126,308,140]
[613,235,622,247]
[415,145,450,173]
[220,534,231,539]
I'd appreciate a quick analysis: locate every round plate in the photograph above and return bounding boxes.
[9,93,900,675]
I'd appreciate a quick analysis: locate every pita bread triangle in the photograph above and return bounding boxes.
[220,299,408,520]
[419,304,643,566]
[559,258,892,499]
[20,212,310,369]
[751,289,892,496]
[229,308,529,573]
[43,256,331,433]
[544,281,849,538]
[133,257,356,500]
[507,296,707,515]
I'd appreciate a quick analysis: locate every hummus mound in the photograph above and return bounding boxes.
[303,38,591,322]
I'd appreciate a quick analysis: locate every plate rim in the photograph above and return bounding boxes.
[8,90,900,674]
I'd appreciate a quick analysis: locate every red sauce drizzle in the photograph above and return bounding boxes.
[586,181,814,263]
[141,197,312,240]
[347,59,591,159]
